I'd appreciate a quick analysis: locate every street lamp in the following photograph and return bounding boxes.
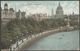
[16,36,19,51]
[9,40,12,51]
[67,16,70,27]
[26,32,28,40]
[16,36,18,47]
[78,15,79,29]
[21,34,24,42]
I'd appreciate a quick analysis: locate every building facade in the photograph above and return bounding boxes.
[1,3,26,25]
[1,3,16,25]
[28,13,48,21]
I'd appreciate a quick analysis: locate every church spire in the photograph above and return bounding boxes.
[14,2,17,12]
[51,8,54,16]
[59,2,60,6]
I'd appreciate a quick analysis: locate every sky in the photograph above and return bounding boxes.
[1,1,79,16]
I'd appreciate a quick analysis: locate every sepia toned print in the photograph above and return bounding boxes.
[1,1,79,51]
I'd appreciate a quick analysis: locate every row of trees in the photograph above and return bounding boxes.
[1,16,78,49]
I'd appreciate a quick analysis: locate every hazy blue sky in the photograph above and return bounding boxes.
[1,1,79,15]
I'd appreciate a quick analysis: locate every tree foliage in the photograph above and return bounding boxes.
[1,16,78,49]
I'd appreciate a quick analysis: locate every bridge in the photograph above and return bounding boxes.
[7,26,75,51]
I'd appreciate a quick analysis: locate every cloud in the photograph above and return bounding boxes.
[1,1,79,15]
[61,1,79,15]
[21,5,49,15]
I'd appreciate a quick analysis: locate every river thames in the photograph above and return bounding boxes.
[26,30,79,50]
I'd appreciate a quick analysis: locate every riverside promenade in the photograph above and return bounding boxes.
[10,26,74,51]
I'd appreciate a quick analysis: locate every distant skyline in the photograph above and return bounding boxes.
[1,1,79,16]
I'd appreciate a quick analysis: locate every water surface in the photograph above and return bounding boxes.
[27,30,79,50]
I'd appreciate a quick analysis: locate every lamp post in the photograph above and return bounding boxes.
[16,36,18,47]
[9,40,12,51]
[26,32,28,40]
[21,34,24,42]
[67,16,70,27]
[16,36,19,51]
[78,15,79,29]
[64,18,67,26]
